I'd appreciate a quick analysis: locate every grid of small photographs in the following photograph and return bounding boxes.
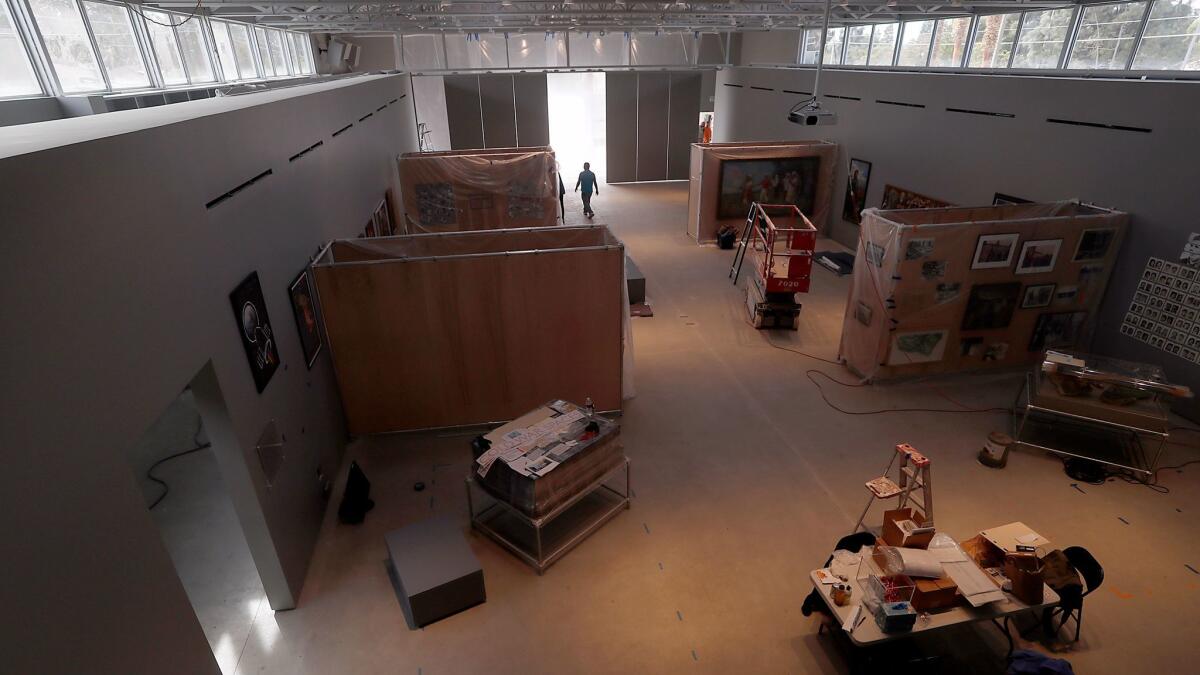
[1122,257,1200,363]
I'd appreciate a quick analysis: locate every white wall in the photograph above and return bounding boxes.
[0,74,418,673]
[411,74,451,151]
[735,30,800,65]
[715,66,1200,415]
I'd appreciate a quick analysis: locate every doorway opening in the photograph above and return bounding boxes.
[548,72,607,190]
[127,373,275,674]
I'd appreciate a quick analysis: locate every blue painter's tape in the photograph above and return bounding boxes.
[1070,483,1087,494]
[658,562,664,571]
[1186,564,1199,575]
[677,610,683,621]
[692,649,698,661]
[1118,516,1130,525]
[644,523,651,534]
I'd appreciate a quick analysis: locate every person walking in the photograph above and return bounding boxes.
[575,162,598,218]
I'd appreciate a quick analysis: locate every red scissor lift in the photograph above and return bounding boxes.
[729,203,818,329]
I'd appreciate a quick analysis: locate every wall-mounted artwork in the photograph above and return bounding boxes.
[971,233,1020,270]
[904,237,934,261]
[855,301,873,326]
[415,182,457,226]
[1054,285,1079,305]
[888,330,948,365]
[1073,228,1115,262]
[993,193,1031,206]
[289,269,323,369]
[936,282,961,304]
[716,157,820,219]
[1015,239,1062,275]
[865,241,886,267]
[1021,283,1055,309]
[842,158,872,224]
[962,282,1021,331]
[922,260,946,280]
[507,180,547,220]
[372,198,393,236]
[1030,311,1088,352]
[230,272,279,393]
[880,184,952,210]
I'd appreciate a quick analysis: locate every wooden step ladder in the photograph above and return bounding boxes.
[854,443,934,532]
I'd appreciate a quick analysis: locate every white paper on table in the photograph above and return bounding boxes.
[895,548,945,578]
[1016,533,1042,545]
[815,568,839,585]
[942,560,1006,606]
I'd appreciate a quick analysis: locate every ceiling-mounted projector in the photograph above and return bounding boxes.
[788,99,837,126]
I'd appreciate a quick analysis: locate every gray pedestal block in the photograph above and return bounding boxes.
[385,515,485,628]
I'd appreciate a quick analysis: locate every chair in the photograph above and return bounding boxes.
[803,531,878,621]
[1043,546,1103,642]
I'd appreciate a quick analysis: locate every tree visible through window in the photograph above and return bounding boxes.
[1012,7,1076,68]
[1133,0,1200,70]
[29,0,105,92]
[83,1,149,89]
[969,13,1022,67]
[930,17,971,67]
[897,20,934,67]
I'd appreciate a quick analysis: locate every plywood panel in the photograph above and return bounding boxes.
[444,75,484,150]
[315,229,625,432]
[605,72,638,183]
[667,72,702,180]
[636,72,670,181]
[479,74,518,148]
[514,73,550,147]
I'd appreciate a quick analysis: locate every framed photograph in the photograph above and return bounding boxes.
[372,198,393,236]
[887,330,948,365]
[230,272,279,393]
[921,260,947,280]
[993,193,1031,206]
[1073,228,1116,262]
[717,157,820,219]
[415,182,457,226]
[1015,239,1062,275]
[904,237,934,261]
[935,282,961,304]
[364,219,377,238]
[865,241,886,267]
[1054,285,1078,305]
[1022,283,1056,309]
[842,158,872,224]
[289,269,323,369]
[1029,311,1088,352]
[880,184,952,210]
[971,233,1020,269]
[962,282,1021,331]
[855,301,873,326]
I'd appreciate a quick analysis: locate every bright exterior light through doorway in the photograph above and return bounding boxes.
[548,72,606,187]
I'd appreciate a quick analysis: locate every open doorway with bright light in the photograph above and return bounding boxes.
[127,370,276,674]
[548,72,607,209]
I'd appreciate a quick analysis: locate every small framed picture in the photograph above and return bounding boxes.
[1022,283,1056,309]
[1073,228,1116,262]
[1016,239,1062,275]
[972,233,1020,269]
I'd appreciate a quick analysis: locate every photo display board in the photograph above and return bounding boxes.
[1122,257,1200,364]
[839,202,1128,380]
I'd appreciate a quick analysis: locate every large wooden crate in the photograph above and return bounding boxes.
[312,226,625,433]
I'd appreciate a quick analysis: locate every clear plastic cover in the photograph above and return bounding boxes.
[397,148,560,233]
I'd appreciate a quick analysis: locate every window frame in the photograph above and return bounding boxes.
[82,0,154,92]
[26,0,110,94]
[897,19,937,68]
[1,0,49,98]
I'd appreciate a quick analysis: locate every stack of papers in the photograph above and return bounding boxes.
[476,409,586,477]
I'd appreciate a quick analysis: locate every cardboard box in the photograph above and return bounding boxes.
[1004,553,1045,605]
[882,508,935,549]
[910,577,960,611]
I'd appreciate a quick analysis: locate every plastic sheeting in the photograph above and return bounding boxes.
[397,148,560,233]
[687,140,839,244]
[838,201,1128,381]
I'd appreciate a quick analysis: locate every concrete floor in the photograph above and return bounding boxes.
[228,181,1200,674]
[128,392,269,675]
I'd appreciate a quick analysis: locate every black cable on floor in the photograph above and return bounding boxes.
[147,419,211,510]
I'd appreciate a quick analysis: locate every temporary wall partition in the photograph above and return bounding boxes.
[839,202,1128,380]
[313,226,627,433]
[397,147,560,232]
[687,140,838,244]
